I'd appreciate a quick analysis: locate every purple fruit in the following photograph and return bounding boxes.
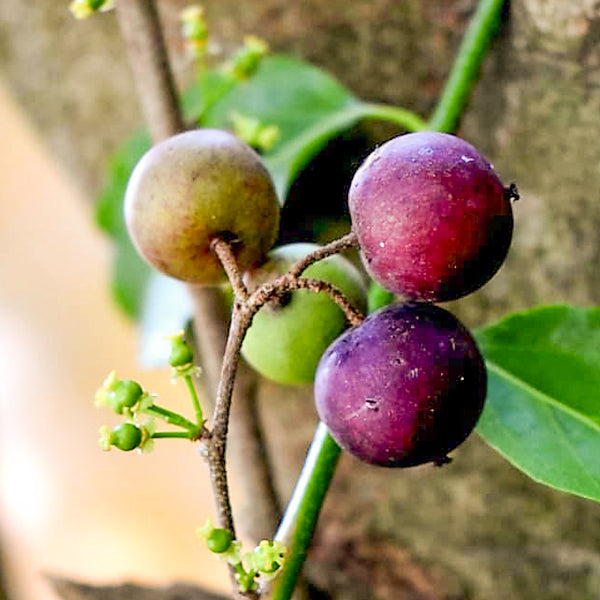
[314,302,486,467]
[349,131,513,301]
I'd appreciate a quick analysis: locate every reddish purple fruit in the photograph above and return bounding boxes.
[349,131,513,302]
[314,302,486,467]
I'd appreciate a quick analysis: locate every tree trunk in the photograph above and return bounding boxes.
[2,0,600,598]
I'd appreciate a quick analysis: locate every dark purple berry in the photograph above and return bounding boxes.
[314,302,486,467]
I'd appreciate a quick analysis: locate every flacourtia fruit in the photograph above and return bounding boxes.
[349,131,513,302]
[241,243,367,385]
[315,302,486,467]
[124,129,280,284]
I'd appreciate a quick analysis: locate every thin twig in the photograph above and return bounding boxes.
[211,238,249,301]
[207,306,253,533]
[288,231,358,278]
[292,277,364,326]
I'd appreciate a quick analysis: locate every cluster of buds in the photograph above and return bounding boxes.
[95,332,203,452]
[69,0,115,19]
[197,519,286,593]
[225,35,269,80]
[230,111,280,153]
[180,5,208,59]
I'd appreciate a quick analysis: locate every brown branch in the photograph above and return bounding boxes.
[114,1,282,593]
[211,238,249,301]
[206,306,252,536]
[292,277,364,326]
[288,230,359,278]
[202,233,364,597]
[115,0,183,141]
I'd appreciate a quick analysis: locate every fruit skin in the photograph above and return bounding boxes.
[124,129,280,284]
[314,302,486,467]
[111,423,143,452]
[241,243,367,385]
[349,131,513,302]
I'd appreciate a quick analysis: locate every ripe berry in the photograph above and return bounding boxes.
[349,131,513,302]
[314,302,486,467]
[124,129,280,284]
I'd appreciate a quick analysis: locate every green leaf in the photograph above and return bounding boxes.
[200,55,425,199]
[96,129,151,237]
[199,55,362,199]
[476,305,600,502]
[96,129,152,318]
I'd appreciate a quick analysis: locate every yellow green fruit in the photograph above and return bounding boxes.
[124,129,280,284]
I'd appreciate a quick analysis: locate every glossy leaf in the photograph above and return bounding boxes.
[199,54,365,199]
[200,55,425,198]
[476,305,600,502]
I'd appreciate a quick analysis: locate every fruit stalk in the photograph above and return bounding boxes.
[206,303,254,538]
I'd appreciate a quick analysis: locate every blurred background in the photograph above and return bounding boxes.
[0,82,229,599]
[2,1,600,599]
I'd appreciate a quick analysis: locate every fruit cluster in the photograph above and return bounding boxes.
[315,132,514,467]
[124,128,514,469]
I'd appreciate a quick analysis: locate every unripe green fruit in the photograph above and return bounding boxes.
[109,380,143,414]
[241,243,367,384]
[111,423,143,451]
[124,129,280,284]
[205,528,233,553]
[169,339,194,367]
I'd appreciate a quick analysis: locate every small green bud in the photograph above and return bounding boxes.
[99,423,143,452]
[197,519,241,564]
[69,0,114,19]
[111,423,143,451]
[109,380,144,414]
[206,528,233,553]
[231,112,280,153]
[226,35,269,80]
[180,5,208,59]
[247,540,286,576]
[169,340,194,367]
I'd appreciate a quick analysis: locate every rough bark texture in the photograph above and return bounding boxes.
[3,1,600,599]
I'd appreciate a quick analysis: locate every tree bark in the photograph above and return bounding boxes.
[2,1,600,598]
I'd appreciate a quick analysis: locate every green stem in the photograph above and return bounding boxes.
[152,431,195,439]
[360,102,427,132]
[185,374,204,426]
[269,423,341,600]
[427,0,506,133]
[143,404,199,433]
